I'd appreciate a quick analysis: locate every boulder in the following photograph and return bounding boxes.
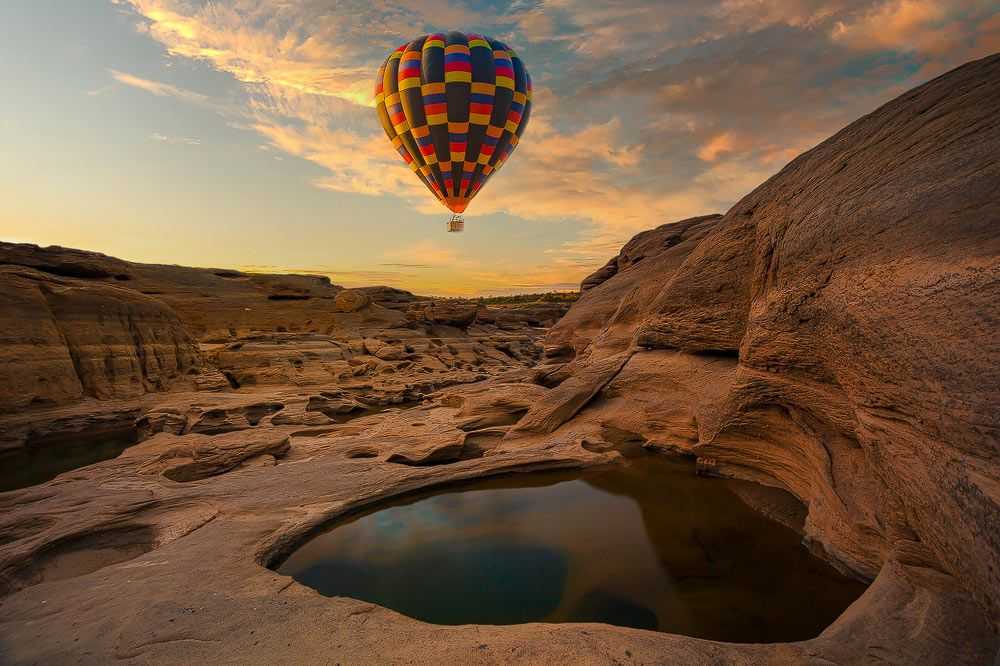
[333,289,371,312]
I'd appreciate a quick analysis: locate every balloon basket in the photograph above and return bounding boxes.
[447,214,464,232]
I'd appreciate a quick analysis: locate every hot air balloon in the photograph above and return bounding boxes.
[374,33,532,232]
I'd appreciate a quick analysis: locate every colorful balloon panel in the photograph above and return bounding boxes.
[374,33,532,214]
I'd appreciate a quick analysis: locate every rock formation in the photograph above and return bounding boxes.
[0,54,998,665]
[537,52,1000,624]
[0,264,211,412]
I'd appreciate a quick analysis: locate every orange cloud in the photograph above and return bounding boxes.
[697,132,737,162]
[121,0,374,107]
[832,0,952,53]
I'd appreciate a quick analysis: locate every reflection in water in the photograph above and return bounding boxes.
[278,456,867,642]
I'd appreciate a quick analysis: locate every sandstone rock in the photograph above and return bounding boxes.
[0,266,206,412]
[546,215,722,360]
[136,430,290,481]
[450,383,549,431]
[0,242,131,280]
[187,401,285,434]
[514,351,633,435]
[206,334,352,387]
[362,337,384,355]
[580,257,617,291]
[531,54,1000,628]
[332,289,371,312]
[134,409,188,440]
[354,285,421,309]
[406,301,481,328]
[305,391,367,417]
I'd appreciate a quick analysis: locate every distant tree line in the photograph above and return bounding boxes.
[472,291,580,305]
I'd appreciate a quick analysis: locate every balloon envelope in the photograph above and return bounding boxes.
[374,33,532,214]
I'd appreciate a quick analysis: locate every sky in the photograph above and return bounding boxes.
[1,1,997,296]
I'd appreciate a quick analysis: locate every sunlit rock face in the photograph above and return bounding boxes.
[0,264,210,411]
[531,53,1000,635]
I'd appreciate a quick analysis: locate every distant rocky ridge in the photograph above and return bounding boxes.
[0,242,569,435]
[0,54,997,665]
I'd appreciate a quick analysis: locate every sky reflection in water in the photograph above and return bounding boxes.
[279,456,866,642]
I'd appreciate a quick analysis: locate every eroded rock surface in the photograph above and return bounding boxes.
[0,266,214,413]
[0,55,998,665]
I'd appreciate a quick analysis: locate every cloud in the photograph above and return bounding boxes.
[697,132,737,161]
[110,0,1000,293]
[149,132,201,145]
[832,0,951,52]
[111,69,209,103]
[110,69,239,115]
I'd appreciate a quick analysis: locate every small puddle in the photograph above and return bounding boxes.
[0,430,139,493]
[277,455,866,642]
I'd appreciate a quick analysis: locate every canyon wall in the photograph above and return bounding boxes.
[527,53,1000,628]
[0,265,209,412]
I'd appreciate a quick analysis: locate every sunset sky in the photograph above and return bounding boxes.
[2,1,997,295]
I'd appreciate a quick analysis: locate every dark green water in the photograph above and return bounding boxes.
[278,456,866,642]
[0,433,138,492]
